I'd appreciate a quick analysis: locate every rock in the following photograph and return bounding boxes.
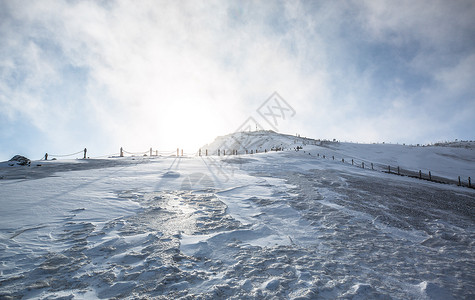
[9,155,31,166]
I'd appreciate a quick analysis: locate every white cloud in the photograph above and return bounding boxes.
[0,0,474,160]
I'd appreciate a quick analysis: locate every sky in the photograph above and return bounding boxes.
[1,0,474,161]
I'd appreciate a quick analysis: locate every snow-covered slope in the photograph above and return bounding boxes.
[200,130,319,154]
[202,130,475,181]
[1,131,474,299]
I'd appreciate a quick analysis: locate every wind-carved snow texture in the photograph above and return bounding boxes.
[1,135,474,299]
[1,190,246,299]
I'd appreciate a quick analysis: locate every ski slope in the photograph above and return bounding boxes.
[1,131,474,299]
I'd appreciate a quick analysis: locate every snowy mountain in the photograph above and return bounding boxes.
[1,131,474,299]
[201,130,320,154]
[203,130,474,182]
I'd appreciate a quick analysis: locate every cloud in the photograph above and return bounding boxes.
[0,0,474,160]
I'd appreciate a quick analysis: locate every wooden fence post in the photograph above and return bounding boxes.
[84,148,87,159]
[458,176,461,186]
[371,163,373,170]
[156,150,158,156]
[388,165,391,173]
[206,149,208,156]
[469,177,472,188]
[120,147,123,157]
[419,170,422,179]
[223,150,226,156]
[429,171,432,181]
[362,162,364,169]
[352,159,354,165]
[397,166,400,175]
[199,149,201,156]
[181,149,183,156]
[218,149,220,156]
[342,158,344,163]
[177,148,179,156]
[150,148,152,157]
[332,156,334,160]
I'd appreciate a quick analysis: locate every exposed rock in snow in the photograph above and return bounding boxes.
[8,155,31,166]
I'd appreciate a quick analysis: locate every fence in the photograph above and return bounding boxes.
[303,149,473,189]
[36,145,473,189]
[39,147,197,161]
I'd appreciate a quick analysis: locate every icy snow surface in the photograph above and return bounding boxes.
[1,134,474,299]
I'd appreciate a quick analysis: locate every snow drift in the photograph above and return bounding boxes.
[1,131,474,299]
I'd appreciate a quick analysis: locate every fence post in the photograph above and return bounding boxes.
[362,162,364,169]
[397,166,400,175]
[45,153,48,160]
[458,176,461,186]
[177,148,179,156]
[332,156,334,160]
[352,159,354,165]
[342,158,344,163]
[84,148,87,159]
[371,163,373,170]
[265,149,267,153]
[156,150,158,156]
[120,147,123,157]
[246,150,248,154]
[199,149,201,156]
[419,170,422,179]
[388,165,391,173]
[218,149,220,156]
[469,177,472,188]
[181,149,183,156]
[150,148,152,157]
[206,149,208,156]
[323,155,325,159]
[429,171,432,181]
[223,150,226,156]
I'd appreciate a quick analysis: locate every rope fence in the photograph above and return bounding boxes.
[194,146,473,190]
[38,147,197,162]
[34,144,473,189]
[48,150,84,157]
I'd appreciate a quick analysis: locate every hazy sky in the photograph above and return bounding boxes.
[1,0,474,160]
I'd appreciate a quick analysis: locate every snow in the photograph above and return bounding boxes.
[1,131,474,299]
